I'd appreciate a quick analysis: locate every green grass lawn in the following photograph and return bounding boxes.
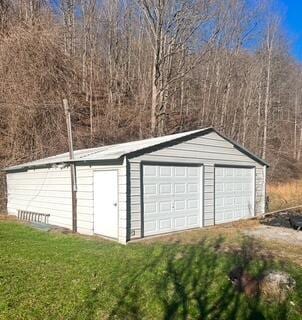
[0,221,301,320]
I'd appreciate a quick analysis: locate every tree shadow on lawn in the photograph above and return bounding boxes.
[153,236,273,320]
[71,236,290,320]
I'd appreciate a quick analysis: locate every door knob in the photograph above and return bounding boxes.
[113,202,117,207]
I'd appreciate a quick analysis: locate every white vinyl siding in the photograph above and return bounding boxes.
[255,166,266,214]
[6,160,127,243]
[203,164,215,226]
[128,131,265,239]
[7,167,73,229]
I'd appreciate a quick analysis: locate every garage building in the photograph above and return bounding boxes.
[4,127,268,244]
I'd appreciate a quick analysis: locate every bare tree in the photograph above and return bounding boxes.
[136,0,213,136]
[262,16,280,159]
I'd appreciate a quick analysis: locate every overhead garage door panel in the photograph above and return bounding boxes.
[143,165,201,236]
[215,167,254,224]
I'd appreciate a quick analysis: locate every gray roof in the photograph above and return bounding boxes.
[4,127,268,171]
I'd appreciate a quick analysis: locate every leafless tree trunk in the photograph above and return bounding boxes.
[62,0,75,56]
[262,17,279,159]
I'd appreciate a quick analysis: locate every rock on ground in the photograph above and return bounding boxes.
[260,271,296,302]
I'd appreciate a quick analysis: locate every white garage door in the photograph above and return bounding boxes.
[143,164,202,236]
[215,167,254,224]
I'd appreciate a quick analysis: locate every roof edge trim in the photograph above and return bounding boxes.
[3,126,269,171]
[125,127,269,167]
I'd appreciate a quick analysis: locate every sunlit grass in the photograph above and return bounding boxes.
[268,181,302,211]
[0,221,301,319]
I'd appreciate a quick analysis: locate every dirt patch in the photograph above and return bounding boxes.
[243,225,302,245]
[141,218,261,245]
[0,214,16,221]
[242,211,302,247]
[242,212,302,266]
[139,215,302,266]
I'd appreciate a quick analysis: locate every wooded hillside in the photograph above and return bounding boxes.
[1,0,302,209]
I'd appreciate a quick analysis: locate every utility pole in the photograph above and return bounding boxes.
[63,98,77,233]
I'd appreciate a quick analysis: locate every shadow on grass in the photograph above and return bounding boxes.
[71,236,290,320]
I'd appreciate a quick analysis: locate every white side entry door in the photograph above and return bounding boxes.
[93,170,118,238]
